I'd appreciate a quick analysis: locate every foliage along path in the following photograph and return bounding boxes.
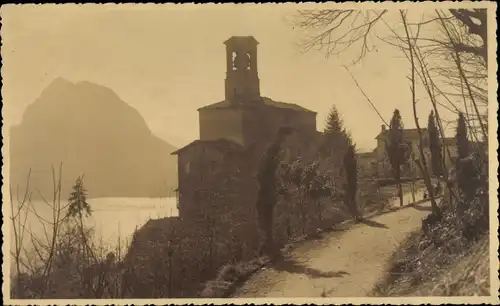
[232,190,432,298]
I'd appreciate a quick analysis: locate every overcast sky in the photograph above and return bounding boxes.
[1,3,472,151]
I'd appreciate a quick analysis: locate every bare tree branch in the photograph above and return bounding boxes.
[343,65,389,126]
[400,9,440,216]
[293,9,387,63]
[436,11,488,140]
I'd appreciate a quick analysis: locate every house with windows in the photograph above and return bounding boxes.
[374,125,432,178]
[356,150,378,178]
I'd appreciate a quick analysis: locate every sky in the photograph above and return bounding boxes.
[1,4,470,152]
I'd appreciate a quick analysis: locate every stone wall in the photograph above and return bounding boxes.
[241,105,316,147]
[176,140,254,219]
[124,147,261,297]
[199,108,244,145]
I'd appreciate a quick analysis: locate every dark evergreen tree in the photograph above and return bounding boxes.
[456,112,470,196]
[321,105,350,157]
[456,112,469,161]
[427,111,443,177]
[324,105,344,136]
[256,126,293,256]
[66,175,93,275]
[66,176,91,219]
[343,143,360,220]
[385,109,409,207]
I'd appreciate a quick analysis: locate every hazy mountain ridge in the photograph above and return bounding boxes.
[10,78,178,199]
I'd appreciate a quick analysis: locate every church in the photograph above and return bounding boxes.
[172,36,321,219]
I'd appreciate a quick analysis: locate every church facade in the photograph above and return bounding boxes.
[172,36,321,219]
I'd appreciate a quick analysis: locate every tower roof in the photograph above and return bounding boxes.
[224,36,259,45]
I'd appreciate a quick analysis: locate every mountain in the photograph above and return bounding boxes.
[9,78,178,199]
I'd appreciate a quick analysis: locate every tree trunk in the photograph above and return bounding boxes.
[168,253,173,298]
[298,192,306,236]
[398,182,404,207]
[416,159,441,216]
[316,200,323,222]
[411,168,416,204]
[284,196,291,238]
[401,11,440,217]
[285,212,291,238]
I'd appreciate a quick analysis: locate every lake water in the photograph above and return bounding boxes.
[9,197,178,267]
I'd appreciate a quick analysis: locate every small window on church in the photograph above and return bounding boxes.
[185,161,191,174]
[233,51,251,72]
[232,52,237,71]
[246,53,251,70]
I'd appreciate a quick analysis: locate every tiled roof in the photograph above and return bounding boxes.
[375,128,428,140]
[197,97,316,114]
[224,36,259,45]
[170,138,244,155]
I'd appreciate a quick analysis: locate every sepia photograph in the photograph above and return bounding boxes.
[1,2,498,305]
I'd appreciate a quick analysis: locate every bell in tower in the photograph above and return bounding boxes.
[224,36,261,103]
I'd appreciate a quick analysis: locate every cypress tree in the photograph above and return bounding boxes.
[456,112,470,196]
[456,112,469,160]
[427,111,443,177]
[385,109,408,207]
[256,126,293,256]
[343,142,360,220]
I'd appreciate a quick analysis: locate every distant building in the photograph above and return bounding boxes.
[172,36,321,219]
[374,125,431,178]
[440,137,486,170]
[441,137,458,170]
[356,150,377,178]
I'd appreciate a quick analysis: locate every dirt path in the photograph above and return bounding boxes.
[232,191,432,298]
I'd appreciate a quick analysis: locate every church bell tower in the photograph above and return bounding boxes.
[224,36,261,103]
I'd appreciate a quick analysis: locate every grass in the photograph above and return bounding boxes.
[413,235,490,296]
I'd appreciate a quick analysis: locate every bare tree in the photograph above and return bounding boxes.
[292,8,489,137]
[292,9,388,64]
[292,7,489,212]
[435,10,488,141]
[400,10,441,217]
[9,164,124,299]
[292,8,486,64]
[448,9,487,64]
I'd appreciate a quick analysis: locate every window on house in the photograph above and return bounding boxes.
[185,161,191,174]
